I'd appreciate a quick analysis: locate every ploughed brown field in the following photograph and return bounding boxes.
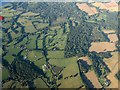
[85,70,102,88]
[92,2,118,12]
[104,52,119,88]
[89,42,116,53]
[90,29,118,53]
[76,3,98,16]
[108,34,118,43]
[102,30,118,43]
[102,30,115,34]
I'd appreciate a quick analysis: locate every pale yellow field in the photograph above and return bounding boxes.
[92,2,118,12]
[104,52,119,88]
[102,30,115,34]
[102,30,118,43]
[92,2,108,10]
[89,42,117,53]
[85,70,102,88]
[76,3,98,16]
[108,34,118,43]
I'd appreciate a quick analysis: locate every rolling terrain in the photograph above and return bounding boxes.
[1,2,119,89]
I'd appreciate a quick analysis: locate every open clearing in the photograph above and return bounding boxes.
[85,70,102,88]
[76,3,98,16]
[104,52,119,88]
[89,42,117,53]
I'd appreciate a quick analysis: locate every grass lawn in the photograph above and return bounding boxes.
[37,39,43,49]
[34,58,46,69]
[25,25,37,33]
[27,50,44,62]
[3,45,21,64]
[48,51,64,59]
[33,22,48,30]
[16,37,28,47]
[18,17,37,33]
[61,63,79,78]
[8,46,21,55]
[26,35,38,50]
[3,54,15,64]
[34,78,48,88]
[21,49,28,56]
[10,30,22,39]
[47,28,67,50]
[48,51,78,67]
[57,76,83,88]
[2,67,10,80]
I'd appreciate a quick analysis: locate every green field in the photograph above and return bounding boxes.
[34,78,48,88]
[2,67,10,80]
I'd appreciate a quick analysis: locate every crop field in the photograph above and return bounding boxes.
[108,34,118,43]
[102,30,118,43]
[85,70,102,88]
[89,42,117,53]
[92,2,118,12]
[102,30,116,34]
[104,52,119,88]
[76,3,98,16]
[2,2,119,89]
